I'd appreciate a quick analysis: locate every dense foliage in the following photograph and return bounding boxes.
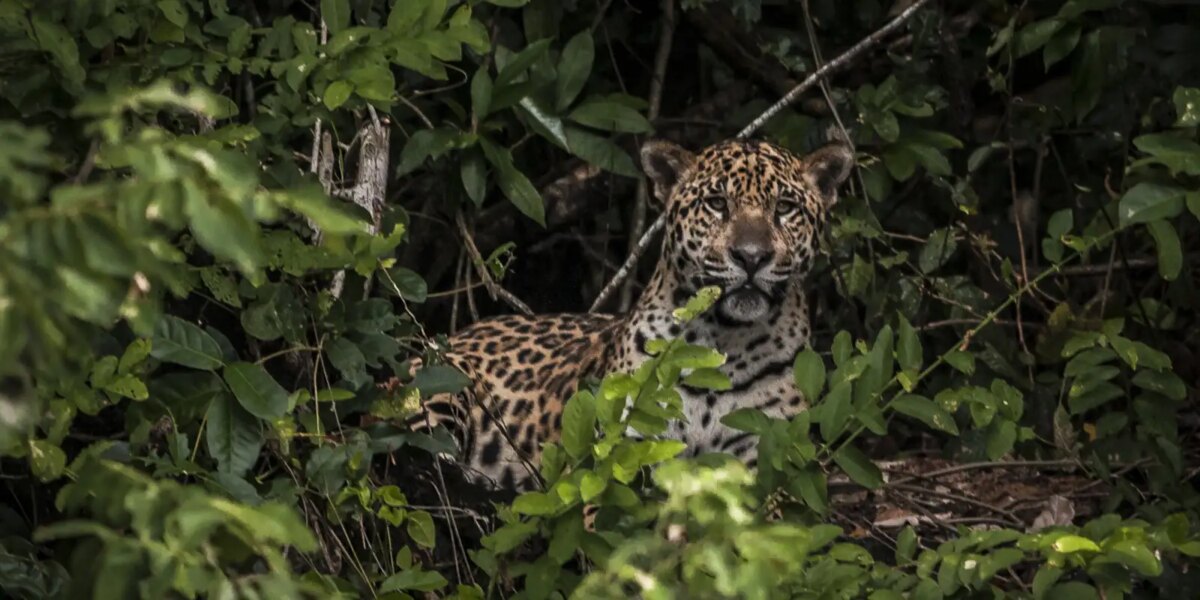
[1,0,1199,598]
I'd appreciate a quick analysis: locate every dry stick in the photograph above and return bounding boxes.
[456,211,534,316]
[590,215,667,312]
[589,0,935,312]
[736,0,935,138]
[618,0,676,312]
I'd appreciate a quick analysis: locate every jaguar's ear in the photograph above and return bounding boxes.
[640,140,696,204]
[803,143,855,205]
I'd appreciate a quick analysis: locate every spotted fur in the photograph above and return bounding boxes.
[410,139,854,490]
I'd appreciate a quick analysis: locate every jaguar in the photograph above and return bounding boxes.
[408,137,853,490]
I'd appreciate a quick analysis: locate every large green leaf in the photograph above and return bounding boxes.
[205,394,263,476]
[561,391,596,459]
[151,316,224,371]
[892,394,959,435]
[792,348,826,404]
[183,182,263,274]
[1145,219,1182,281]
[568,99,653,134]
[1118,182,1185,227]
[832,445,883,489]
[321,0,351,33]
[564,127,638,177]
[480,138,545,225]
[223,362,289,420]
[410,365,471,395]
[556,31,594,111]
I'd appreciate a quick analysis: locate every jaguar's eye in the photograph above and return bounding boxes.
[776,199,801,218]
[702,195,727,212]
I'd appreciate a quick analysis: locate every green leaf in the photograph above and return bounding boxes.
[1118,182,1185,227]
[223,362,289,420]
[118,339,152,374]
[919,229,958,274]
[380,569,448,593]
[321,0,351,33]
[564,127,639,177]
[1046,582,1098,600]
[832,331,853,366]
[979,547,1024,582]
[1108,539,1161,576]
[793,348,826,404]
[206,394,263,476]
[1033,566,1064,599]
[382,267,428,302]
[561,391,596,459]
[152,316,224,370]
[31,15,84,93]
[157,0,189,28]
[104,375,148,401]
[556,31,594,111]
[485,0,531,6]
[1131,369,1186,401]
[893,394,959,435]
[1051,535,1100,553]
[495,38,551,88]
[28,440,66,482]
[407,510,436,548]
[548,514,584,564]
[896,527,917,564]
[945,350,975,375]
[1133,133,1200,176]
[833,445,883,489]
[819,381,851,440]
[1175,86,1200,127]
[896,314,922,372]
[471,67,493,118]
[183,183,262,273]
[483,521,537,554]
[1145,220,1182,281]
[283,185,367,234]
[327,337,369,388]
[518,96,569,149]
[580,472,606,501]
[1044,24,1081,69]
[1013,19,1063,58]
[460,150,488,206]
[323,80,353,109]
[721,408,770,434]
[788,467,828,514]
[682,367,731,390]
[396,128,457,176]
[1067,381,1123,415]
[568,99,653,133]
[986,420,1017,459]
[512,491,561,516]
[411,365,471,395]
[480,138,545,225]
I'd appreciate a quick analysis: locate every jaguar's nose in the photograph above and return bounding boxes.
[730,243,772,274]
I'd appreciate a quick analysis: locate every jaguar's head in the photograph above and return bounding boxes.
[642,138,853,324]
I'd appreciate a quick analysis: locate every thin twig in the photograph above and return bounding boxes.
[892,483,1024,527]
[619,0,676,312]
[455,211,533,316]
[589,212,667,312]
[735,0,935,139]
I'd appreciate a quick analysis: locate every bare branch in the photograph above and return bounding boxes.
[736,0,936,139]
[589,214,667,312]
[456,212,534,317]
